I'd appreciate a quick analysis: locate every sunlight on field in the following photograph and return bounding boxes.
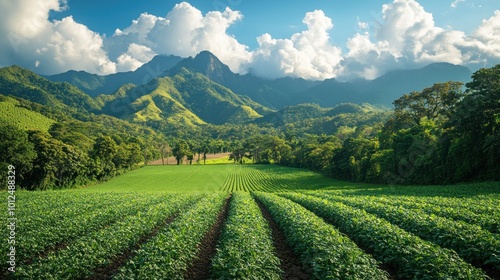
[85,164,347,192]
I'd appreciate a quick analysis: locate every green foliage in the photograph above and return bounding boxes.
[0,65,100,113]
[283,192,488,279]
[5,192,168,266]
[115,193,226,279]
[275,68,500,185]
[0,61,498,190]
[326,193,500,271]
[254,192,389,279]
[393,81,465,126]
[17,193,197,279]
[0,124,36,188]
[1,167,498,278]
[0,96,55,131]
[211,192,282,279]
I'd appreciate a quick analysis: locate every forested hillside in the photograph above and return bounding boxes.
[0,52,498,190]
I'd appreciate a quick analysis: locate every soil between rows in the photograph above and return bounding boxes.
[86,212,180,280]
[256,200,309,280]
[183,194,232,280]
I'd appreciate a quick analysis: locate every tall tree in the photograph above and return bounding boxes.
[448,65,500,180]
[172,140,190,165]
[90,135,118,180]
[393,82,465,126]
[0,124,36,189]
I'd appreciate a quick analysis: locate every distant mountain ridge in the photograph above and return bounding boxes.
[0,65,100,113]
[168,52,472,108]
[46,51,473,109]
[47,55,183,97]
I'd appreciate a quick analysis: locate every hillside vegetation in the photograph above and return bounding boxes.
[0,96,55,131]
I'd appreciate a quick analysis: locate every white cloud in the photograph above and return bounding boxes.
[340,0,500,79]
[469,10,500,60]
[249,10,343,80]
[0,0,116,75]
[110,2,251,74]
[451,0,465,8]
[116,43,155,72]
[0,0,499,80]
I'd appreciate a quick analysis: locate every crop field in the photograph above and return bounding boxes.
[2,165,500,279]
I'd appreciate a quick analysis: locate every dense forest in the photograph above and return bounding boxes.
[0,61,498,190]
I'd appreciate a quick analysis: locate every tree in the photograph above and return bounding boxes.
[186,152,194,165]
[172,140,190,165]
[448,65,500,180]
[0,124,36,189]
[28,131,89,190]
[269,136,291,164]
[393,82,465,126]
[158,142,171,165]
[90,135,118,180]
[229,140,246,164]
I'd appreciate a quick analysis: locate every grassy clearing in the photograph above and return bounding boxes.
[86,164,347,193]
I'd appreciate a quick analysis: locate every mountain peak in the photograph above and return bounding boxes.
[167,51,234,84]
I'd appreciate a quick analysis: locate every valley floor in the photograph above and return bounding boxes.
[2,164,499,279]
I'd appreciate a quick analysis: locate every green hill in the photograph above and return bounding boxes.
[255,103,391,136]
[100,68,268,126]
[99,77,206,127]
[0,95,55,131]
[170,69,267,124]
[0,66,100,113]
[47,55,183,97]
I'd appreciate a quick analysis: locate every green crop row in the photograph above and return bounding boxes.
[314,192,500,272]
[253,192,389,279]
[114,193,227,279]
[11,192,167,266]
[221,166,280,192]
[17,194,198,279]
[361,194,500,234]
[211,192,282,279]
[283,192,488,279]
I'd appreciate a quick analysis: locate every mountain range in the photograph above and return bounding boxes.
[46,51,473,109]
[0,50,473,129]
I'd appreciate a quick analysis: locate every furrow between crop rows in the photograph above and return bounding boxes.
[210,192,282,279]
[253,192,390,279]
[184,194,231,280]
[283,192,489,279]
[311,191,500,277]
[114,193,227,279]
[17,194,199,279]
[3,192,170,270]
[255,195,309,279]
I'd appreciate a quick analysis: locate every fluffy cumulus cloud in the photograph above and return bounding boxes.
[470,10,500,59]
[0,0,116,75]
[1,0,500,80]
[109,2,251,73]
[249,10,343,80]
[116,43,156,72]
[341,0,500,79]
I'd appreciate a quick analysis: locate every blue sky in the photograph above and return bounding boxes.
[1,0,499,79]
[49,0,497,49]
